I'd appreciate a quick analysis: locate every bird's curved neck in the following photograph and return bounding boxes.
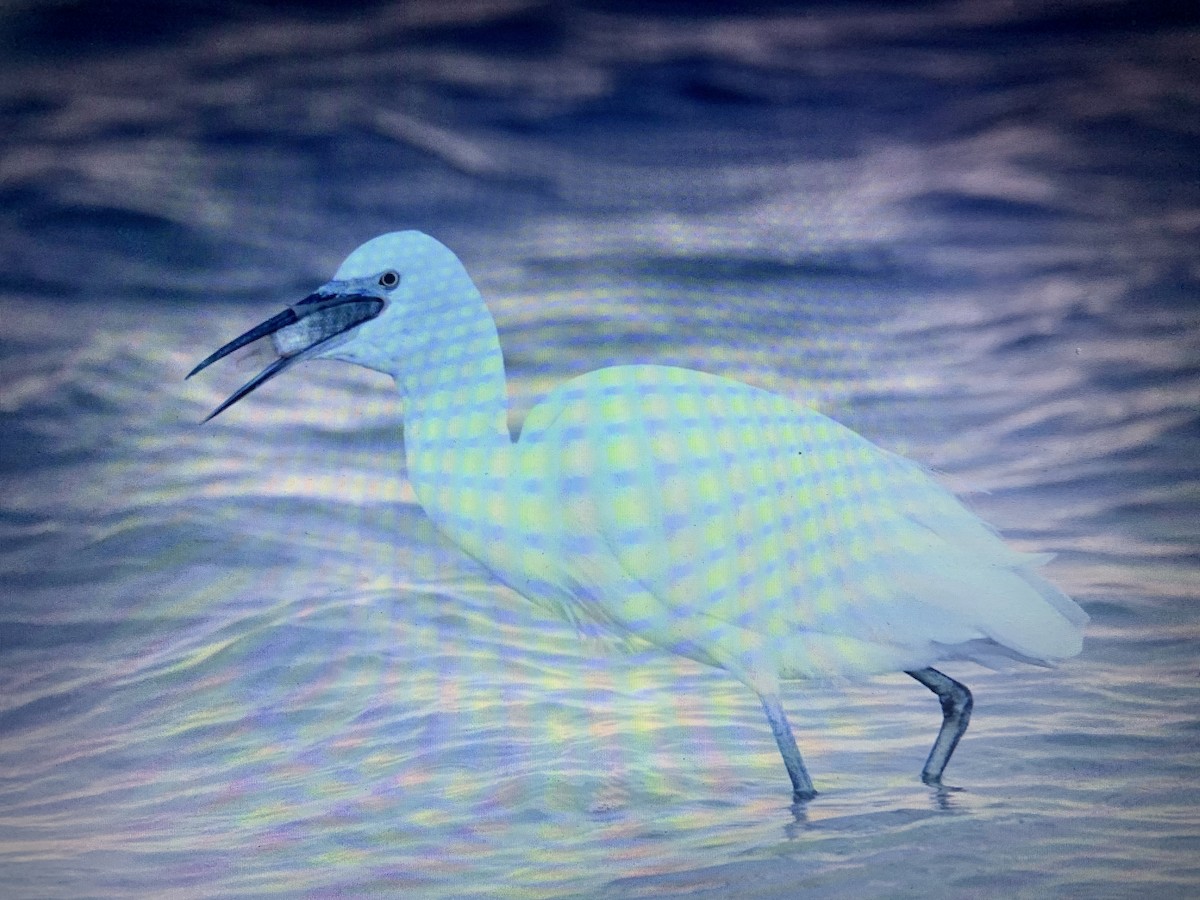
[398,311,513,526]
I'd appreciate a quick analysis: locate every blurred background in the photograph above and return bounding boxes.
[1,1,1197,897]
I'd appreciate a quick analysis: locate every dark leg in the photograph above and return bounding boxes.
[905,667,973,785]
[758,692,817,801]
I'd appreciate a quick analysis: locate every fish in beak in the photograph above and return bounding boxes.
[187,291,384,421]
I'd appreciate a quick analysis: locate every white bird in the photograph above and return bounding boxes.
[188,231,1088,800]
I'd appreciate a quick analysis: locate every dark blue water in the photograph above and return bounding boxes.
[1,2,1198,897]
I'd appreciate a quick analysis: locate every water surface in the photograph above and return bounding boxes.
[1,1,1198,897]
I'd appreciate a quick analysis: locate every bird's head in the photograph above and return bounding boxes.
[188,231,477,421]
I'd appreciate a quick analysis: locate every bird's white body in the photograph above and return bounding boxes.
[413,363,1080,686]
[194,230,1087,798]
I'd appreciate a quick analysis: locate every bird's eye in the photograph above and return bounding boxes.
[378,270,400,289]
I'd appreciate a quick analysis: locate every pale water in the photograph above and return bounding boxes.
[1,2,1198,897]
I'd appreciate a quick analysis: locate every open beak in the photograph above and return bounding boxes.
[187,292,384,422]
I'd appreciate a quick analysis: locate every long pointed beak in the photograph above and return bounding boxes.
[187,292,384,422]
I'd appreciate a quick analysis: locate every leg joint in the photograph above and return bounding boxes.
[941,685,973,720]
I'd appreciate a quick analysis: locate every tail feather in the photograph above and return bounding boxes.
[885,469,1088,663]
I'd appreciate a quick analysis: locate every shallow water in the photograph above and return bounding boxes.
[1,1,1198,897]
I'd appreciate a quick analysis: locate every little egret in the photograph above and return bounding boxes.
[188,231,1087,800]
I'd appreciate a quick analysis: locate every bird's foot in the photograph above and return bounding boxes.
[922,778,966,811]
[921,772,965,793]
